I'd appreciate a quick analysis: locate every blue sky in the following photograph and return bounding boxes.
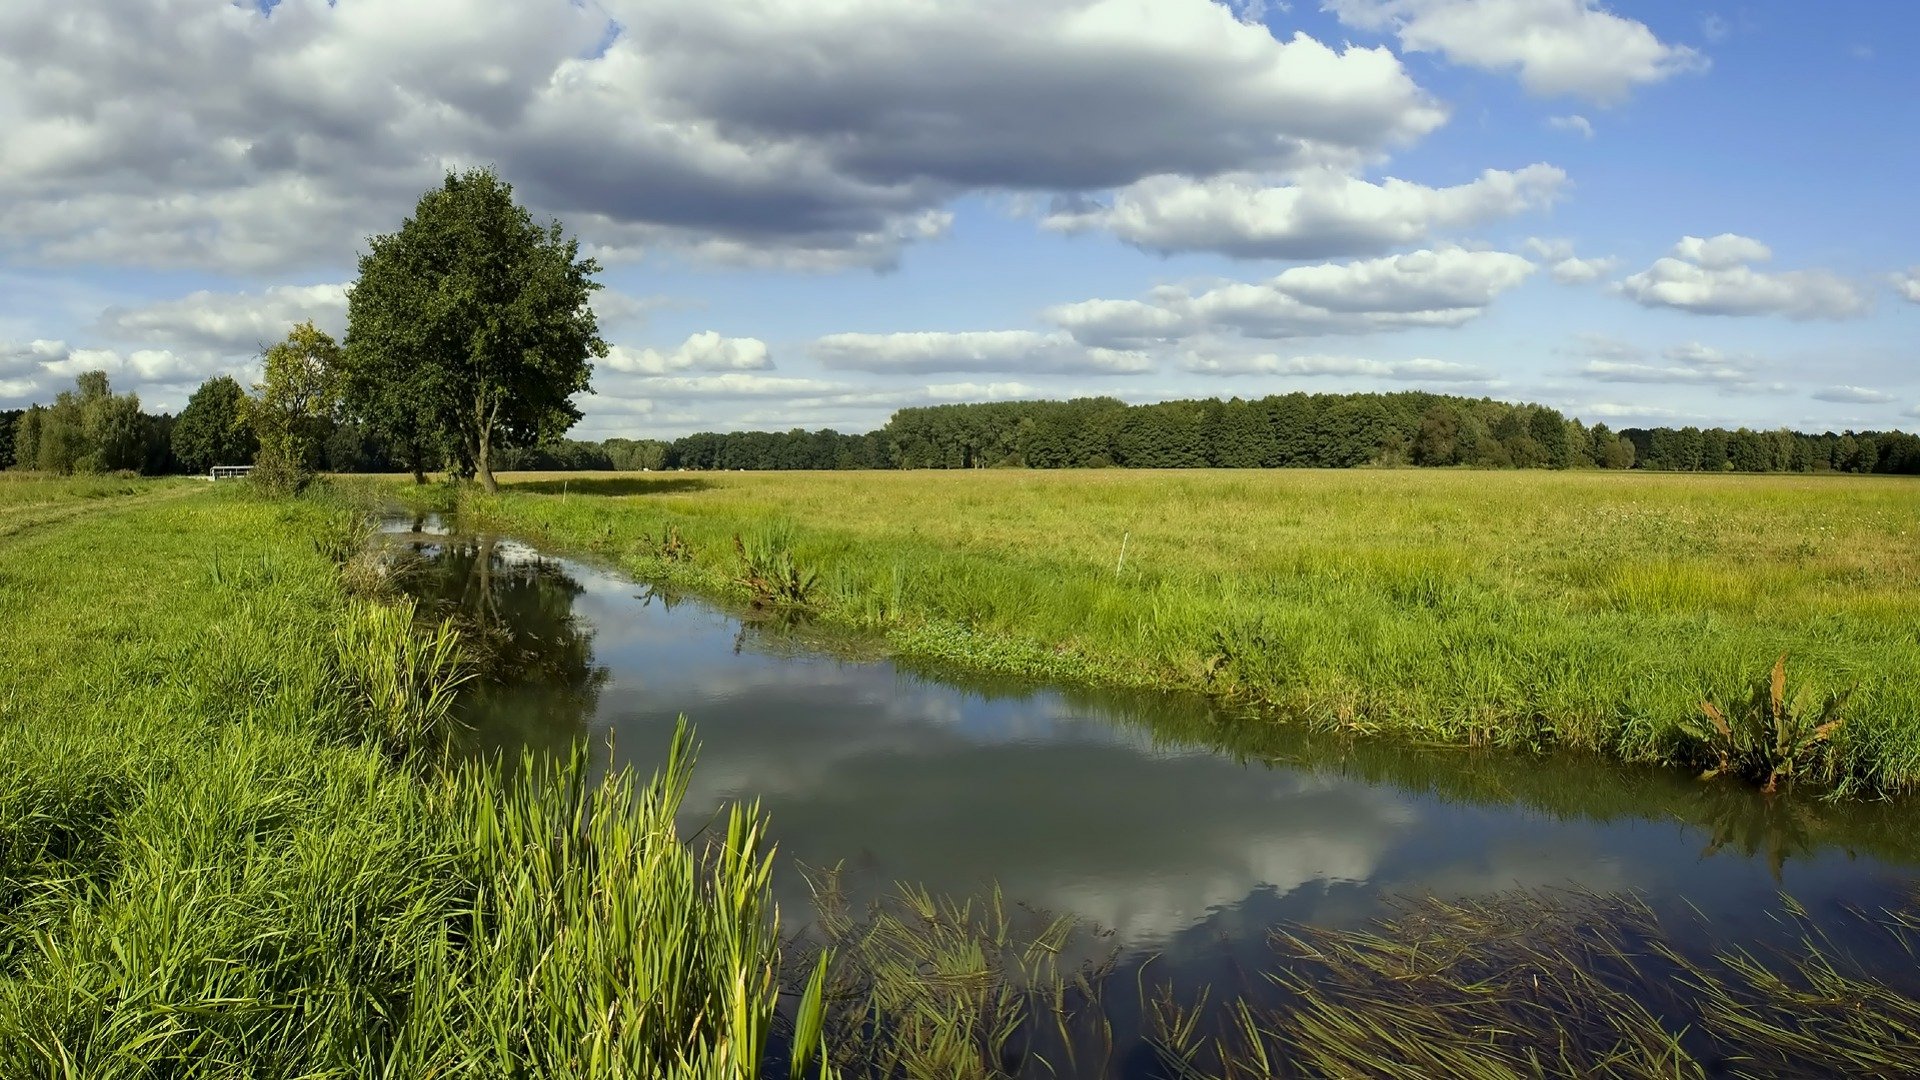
[1,0,1914,438]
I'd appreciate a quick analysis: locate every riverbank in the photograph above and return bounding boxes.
[0,478,822,1075]
[398,468,1920,797]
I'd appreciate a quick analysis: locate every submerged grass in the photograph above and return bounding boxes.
[391,469,1920,796]
[0,477,827,1077]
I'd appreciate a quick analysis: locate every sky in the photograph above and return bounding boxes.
[1,0,1915,439]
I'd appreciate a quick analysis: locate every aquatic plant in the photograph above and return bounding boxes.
[1680,654,1850,793]
[735,531,819,608]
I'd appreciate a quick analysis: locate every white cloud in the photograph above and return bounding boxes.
[1579,359,1753,385]
[1580,401,1691,421]
[0,339,68,381]
[1894,268,1920,304]
[1179,351,1491,381]
[1571,336,1785,395]
[1052,247,1535,346]
[1547,114,1594,138]
[1672,233,1772,269]
[1327,0,1706,103]
[0,336,229,410]
[1617,234,1873,319]
[1526,239,1618,284]
[604,332,773,376]
[1549,256,1618,284]
[1811,385,1895,404]
[1043,164,1564,258]
[609,373,849,400]
[811,330,1154,375]
[0,0,1446,272]
[96,284,348,353]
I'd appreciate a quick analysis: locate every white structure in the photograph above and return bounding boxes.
[209,465,254,481]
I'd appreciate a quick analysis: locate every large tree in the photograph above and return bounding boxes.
[344,169,605,492]
[172,375,258,474]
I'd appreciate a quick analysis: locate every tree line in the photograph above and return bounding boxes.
[4,170,608,491]
[655,394,1920,475]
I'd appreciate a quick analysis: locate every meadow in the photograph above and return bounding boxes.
[7,472,1920,1076]
[430,468,1920,796]
[0,477,829,1077]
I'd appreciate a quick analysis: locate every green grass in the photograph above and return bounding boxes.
[0,477,827,1077]
[403,468,1920,796]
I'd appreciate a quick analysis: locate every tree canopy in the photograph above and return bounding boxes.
[172,375,258,474]
[343,168,605,491]
[250,322,343,492]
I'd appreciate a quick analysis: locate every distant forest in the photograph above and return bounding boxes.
[6,390,1918,477]
[660,394,1920,475]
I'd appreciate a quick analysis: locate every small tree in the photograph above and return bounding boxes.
[251,322,342,493]
[172,375,259,474]
[344,168,605,492]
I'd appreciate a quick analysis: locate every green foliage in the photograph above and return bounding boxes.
[734,530,820,608]
[171,375,258,474]
[648,393,1920,476]
[0,409,18,470]
[250,322,343,493]
[1680,654,1851,793]
[343,168,606,492]
[14,371,148,475]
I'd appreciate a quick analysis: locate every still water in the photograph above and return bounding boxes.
[386,519,1920,992]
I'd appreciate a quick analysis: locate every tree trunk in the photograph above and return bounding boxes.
[474,394,498,493]
[476,422,497,492]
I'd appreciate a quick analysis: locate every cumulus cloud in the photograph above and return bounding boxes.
[1043,164,1564,259]
[1617,234,1873,319]
[1547,114,1594,138]
[1525,238,1618,284]
[0,0,1446,272]
[1179,352,1491,381]
[604,332,773,376]
[811,331,1154,375]
[1894,268,1920,304]
[1327,0,1707,103]
[1811,385,1895,404]
[96,284,348,353]
[1572,338,1784,394]
[0,337,229,409]
[1050,247,1536,346]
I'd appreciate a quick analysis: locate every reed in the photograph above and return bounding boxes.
[0,477,828,1078]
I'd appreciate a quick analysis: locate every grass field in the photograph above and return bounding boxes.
[0,477,825,1077]
[425,468,1920,796]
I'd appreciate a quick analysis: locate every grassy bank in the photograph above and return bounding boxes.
[416,468,1920,796]
[0,478,826,1076]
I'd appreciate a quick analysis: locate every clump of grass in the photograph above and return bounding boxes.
[330,598,470,759]
[735,531,819,609]
[393,722,833,1078]
[1680,654,1851,793]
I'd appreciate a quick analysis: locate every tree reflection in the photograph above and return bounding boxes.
[405,535,609,758]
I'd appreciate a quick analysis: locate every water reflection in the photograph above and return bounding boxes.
[389,530,609,757]
[389,524,1920,969]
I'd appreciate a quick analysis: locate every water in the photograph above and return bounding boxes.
[385,518,1920,1059]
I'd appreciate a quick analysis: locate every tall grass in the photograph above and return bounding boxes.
[410,469,1920,796]
[0,478,827,1077]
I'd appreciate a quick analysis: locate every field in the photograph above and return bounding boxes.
[0,477,820,1076]
[432,468,1920,795]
